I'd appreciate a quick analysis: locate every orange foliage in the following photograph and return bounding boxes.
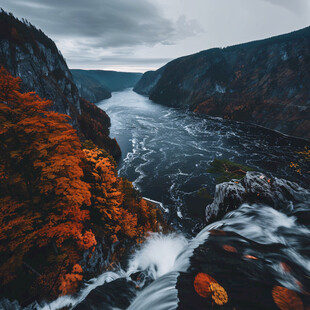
[59,264,83,295]
[222,245,237,253]
[0,66,94,294]
[0,67,163,300]
[194,272,228,305]
[290,146,310,175]
[194,273,217,298]
[272,286,303,310]
[209,282,228,306]
[244,254,258,260]
[82,144,161,246]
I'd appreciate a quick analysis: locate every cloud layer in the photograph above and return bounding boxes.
[4,0,200,48]
[260,0,309,15]
[1,0,309,72]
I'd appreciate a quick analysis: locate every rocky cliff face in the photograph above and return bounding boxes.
[0,11,81,118]
[72,69,142,103]
[0,10,121,159]
[134,27,310,139]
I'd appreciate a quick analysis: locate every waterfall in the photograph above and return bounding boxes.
[36,233,192,310]
[127,233,188,279]
[31,202,309,310]
[127,272,179,310]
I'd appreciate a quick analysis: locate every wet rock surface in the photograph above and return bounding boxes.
[72,279,136,310]
[176,229,310,310]
[205,171,310,223]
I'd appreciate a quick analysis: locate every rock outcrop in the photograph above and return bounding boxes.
[177,226,310,310]
[134,26,310,139]
[0,10,80,118]
[71,69,142,103]
[205,171,310,223]
[0,10,121,159]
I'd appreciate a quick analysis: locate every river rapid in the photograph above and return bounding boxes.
[99,89,309,233]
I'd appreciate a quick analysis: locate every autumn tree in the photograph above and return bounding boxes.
[82,142,162,248]
[0,66,164,302]
[0,66,95,298]
[290,146,310,175]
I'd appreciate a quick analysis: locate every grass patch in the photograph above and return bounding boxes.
[207,159,253,183]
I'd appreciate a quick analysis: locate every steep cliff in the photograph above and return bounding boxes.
[0,10,120,158]
[134,26,310,139]
[71,69,142,103]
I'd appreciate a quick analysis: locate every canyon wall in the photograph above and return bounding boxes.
[134,26,310,139]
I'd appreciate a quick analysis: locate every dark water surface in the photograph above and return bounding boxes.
[98,89,309,232]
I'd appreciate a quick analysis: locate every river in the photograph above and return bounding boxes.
[98,89,309,233]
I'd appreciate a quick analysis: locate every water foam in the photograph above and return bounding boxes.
[127,233,188,280]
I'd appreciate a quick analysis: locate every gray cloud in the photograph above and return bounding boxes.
[2,0,200,48]
[260,0,309,14]
[1,0,309,72]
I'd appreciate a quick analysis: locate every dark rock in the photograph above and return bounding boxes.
[72,278,136,310]
[0,10,80,121]
[73,71,112,103]
[176,230,310,310]
[135,26,310,139]
[79,242,107,278]
[0,10,121,159]
[78,98,121,160]
[133,69,163,96]
[206,171,310,223]
[0,298,21,310]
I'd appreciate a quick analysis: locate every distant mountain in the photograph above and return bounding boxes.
[134,26,310,139]
[72,70,112,103]
[0,10,120,158]
[71,69,142,103]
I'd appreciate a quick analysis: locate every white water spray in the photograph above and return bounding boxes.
[37,233,191,310]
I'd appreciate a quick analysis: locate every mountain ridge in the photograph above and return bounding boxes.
[0,9,121,158]
[134,26,310,139]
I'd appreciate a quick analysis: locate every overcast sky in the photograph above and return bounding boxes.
[1,0,310,72]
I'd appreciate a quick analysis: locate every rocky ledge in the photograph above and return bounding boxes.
[205,171,310,224]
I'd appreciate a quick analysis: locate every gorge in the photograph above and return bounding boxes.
[98,89,309,232]
[11,89,308,310]
[134,26,310,140]
[0,6,310,310]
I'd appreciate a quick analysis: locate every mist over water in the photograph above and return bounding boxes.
[98,89,309,232]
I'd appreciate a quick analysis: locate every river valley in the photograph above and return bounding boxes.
[98,89,309,234]
[24,89,310,310]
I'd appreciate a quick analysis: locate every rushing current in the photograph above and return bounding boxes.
[19,89,309,310]
[98,89,309,233]
[37,204,310,310]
